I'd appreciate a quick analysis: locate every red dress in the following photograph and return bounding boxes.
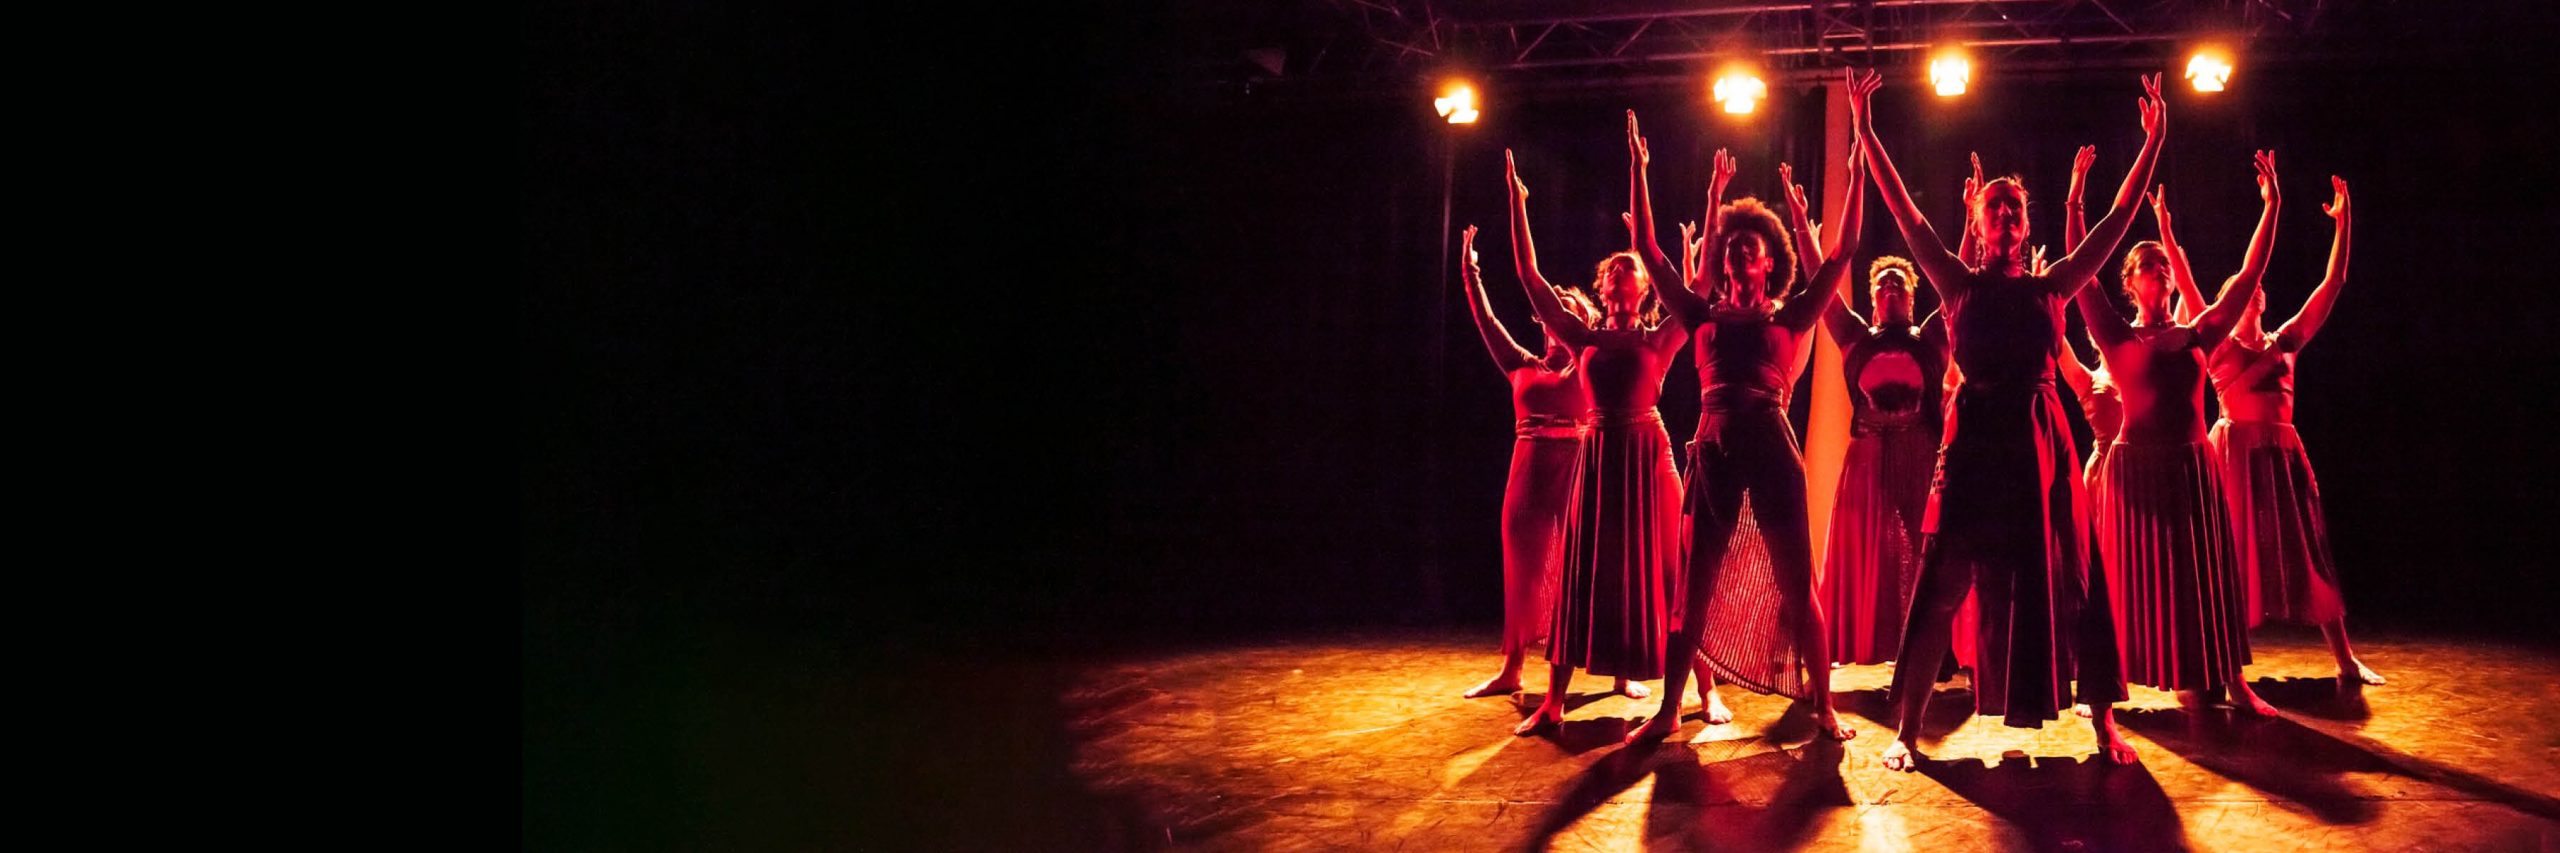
[2207,340,2347,627]
[1684,313,1822,697]
[1819,321,1947,665]
[1913,274,2125,726]
[2089,326,2251,693]
[1547,326,1679,680]
[1499,360,1593,657]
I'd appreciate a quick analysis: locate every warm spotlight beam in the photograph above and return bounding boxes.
[1929,54,1969,96]
[1433,83,1480,123]
[2185,50,2233,92]
[1712,73,1766,114]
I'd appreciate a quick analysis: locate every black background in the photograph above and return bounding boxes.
[525,2,2558,842]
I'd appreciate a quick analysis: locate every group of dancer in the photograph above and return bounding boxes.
[1456,69,2376,770]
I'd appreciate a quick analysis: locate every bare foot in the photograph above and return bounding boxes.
[1622,708,1681,745]
[2231,680,2278,717]
[2072,703,2093,719]
[2176,689,2208,713]
[1703,688,1735,725]
[2342,659,2385,686]
[1816,707,1857,741]
[1463,673,1523,698]
[1615,678,1652,700]
[1880,738,1923,771]
[2093,715,2140,765]
[1514,705,1563,737]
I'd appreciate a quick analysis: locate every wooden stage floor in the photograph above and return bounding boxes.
[1056,628,2560,851]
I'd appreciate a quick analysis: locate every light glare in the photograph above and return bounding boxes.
[1712,74,1766,115]
[2185,51,2233,92]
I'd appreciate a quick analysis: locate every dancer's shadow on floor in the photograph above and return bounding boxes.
[2245,676,2371,721]
[1646,739,1852,853]
[1917,753,2189,853]
[1513,692,1643,755]
[1520,738,1850,853]
[1831,686,1974,741]
[2117,707,2560,823]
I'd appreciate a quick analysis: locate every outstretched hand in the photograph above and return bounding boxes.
[2148,184,2171,229]
[1781,163,1812,226]
[1845,68,1882,138]
[1506,149,1529,199]
[1462,224,1480,269]
[2067,145,2097,204]
[2322,175,2351,220]
[2138,73,2166,140]
[1710,148,1737,204]
[1680,221,1702,285]
[1962,152,1985,210]
[2253,149,2280,205]
[1626,110,1650,166]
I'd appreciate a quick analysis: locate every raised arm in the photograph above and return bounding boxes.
[1781,145,1868,332]
[2150,185,2209,324]
[2192,149,2281,347]
[1849,68,1973,301]
[2275,176,2352,351]
[1782,162,1825,287]
[2075,275,2136,352]
[2045,74,2168,296]
[1507,150,1594,349]
[1460,225,1537,374]
[1628,111,1708,325]
[2064,145,2095,253]
[2056,320,2098,399]
[1956,153,1985,271]
[1692,147,1741,305]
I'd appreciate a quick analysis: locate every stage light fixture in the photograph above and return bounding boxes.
[1434,83,1479,124]
[2185,50,2233,92]
[1929,52,1970,97]
[1712,72,1766,115]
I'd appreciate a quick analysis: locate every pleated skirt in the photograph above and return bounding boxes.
[1501,431,1585,654]
[1819,423,1936,665]
[2209,419,2347,628]
[1548,411,1676,680]
[2092,439,2254,692]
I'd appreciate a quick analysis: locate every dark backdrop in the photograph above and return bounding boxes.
[525,2,2560,664]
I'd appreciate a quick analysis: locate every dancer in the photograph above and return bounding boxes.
[1629,134,1865,744]
[1506,149,1680,735]
[1863,69,2164,771]
[1456,223,1601,698]
[2077,150,2282,716]
[2206,175,2382,687]
[1814,249,1948,667]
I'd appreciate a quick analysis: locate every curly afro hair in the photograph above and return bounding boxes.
[1714,197,1797,298]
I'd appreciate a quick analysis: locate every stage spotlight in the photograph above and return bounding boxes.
[1929,52,1970,97]
[1434,83,1480,124]
[2185,50,2233,92]
[1712,72,1766,115]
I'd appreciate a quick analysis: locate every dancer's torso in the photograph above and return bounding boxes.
[1580,329,1675,415]
[2208,338,2295,424]
[1945,273,2066,389]
[1843,323,1947,433]
[2108,325,2211,443]
[1509,357,1594,423]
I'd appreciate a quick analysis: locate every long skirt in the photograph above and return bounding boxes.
[1683,406,1817,698]
[1907,382,2126,726]
[1819,420,1936,665]
[2093,439,2253,692]
[2209,419,2348,628]
[1548,410,1676,680]
[1501,426,1586,655]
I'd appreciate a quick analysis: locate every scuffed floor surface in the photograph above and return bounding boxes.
[1064,629,2560,851]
